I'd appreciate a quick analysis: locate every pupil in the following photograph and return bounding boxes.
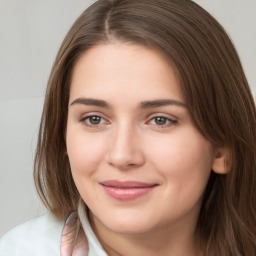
[89,116,101,125]
[155,117,166,125]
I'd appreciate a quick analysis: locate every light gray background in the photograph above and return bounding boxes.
[0,0,255,237]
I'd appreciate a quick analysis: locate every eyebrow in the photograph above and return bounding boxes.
[70,97,187,109]
[70,98,110,108]
[139,99,187,108]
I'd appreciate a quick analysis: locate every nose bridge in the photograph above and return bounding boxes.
[107,120,144,169]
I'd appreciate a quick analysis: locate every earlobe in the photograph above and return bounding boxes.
[212,147,229,174]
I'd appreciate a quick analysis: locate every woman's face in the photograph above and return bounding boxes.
[66,43,215,235]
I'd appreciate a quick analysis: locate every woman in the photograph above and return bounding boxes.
[1,0,255,255]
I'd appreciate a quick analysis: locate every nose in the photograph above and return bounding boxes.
[106,123,145,170]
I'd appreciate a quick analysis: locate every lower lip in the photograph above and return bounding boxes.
[101,185,156,200]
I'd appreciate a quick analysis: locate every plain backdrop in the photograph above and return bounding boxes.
[0,0,255,237]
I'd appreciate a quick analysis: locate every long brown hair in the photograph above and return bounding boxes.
[34,0,256,254]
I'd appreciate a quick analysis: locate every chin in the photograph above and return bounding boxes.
[108,222,153,234]
[99,212,156,234]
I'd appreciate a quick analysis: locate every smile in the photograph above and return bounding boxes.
[100,180,158,200]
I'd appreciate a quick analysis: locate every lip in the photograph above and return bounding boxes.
[100,180,158,200]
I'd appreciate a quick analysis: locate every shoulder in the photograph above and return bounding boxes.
[0,213,64,256]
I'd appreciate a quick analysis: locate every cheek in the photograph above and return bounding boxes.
[149,131,213,169]
[66,128,108,204]
[66,127,107,176]
[146,128,214,196]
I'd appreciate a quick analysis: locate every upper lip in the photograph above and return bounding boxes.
[100,180,158,188]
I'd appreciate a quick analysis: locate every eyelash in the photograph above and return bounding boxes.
[79,115,109,128]
[147,116,178,128]
[79,114,178,128]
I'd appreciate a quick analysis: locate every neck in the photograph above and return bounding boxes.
[89,213,202,256]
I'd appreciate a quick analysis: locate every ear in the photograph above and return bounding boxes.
[212,147,229,174]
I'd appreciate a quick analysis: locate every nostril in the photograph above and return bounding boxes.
[106,128,145,169]
[106,148,145,169]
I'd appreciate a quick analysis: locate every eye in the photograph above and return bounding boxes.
[80,115,109,127]
[148,116,177,127]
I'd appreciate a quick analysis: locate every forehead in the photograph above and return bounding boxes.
[69,43,183,103]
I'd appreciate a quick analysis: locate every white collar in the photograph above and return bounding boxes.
[78,202,108,256]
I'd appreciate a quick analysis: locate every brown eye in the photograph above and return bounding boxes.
[88,116,102,125]
[148,116,177,127]
[81,115,109,127]
[154,117,168,125]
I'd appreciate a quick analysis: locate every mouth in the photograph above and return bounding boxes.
[100,180,158,200]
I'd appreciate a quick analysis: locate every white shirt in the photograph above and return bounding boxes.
[0,208,107,256]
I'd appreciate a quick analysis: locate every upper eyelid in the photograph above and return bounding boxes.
[147,116,177,124]
[77,111,179,122]
[145,113,179,126]
[145,112,179,121]
[79,112,110,121]
[80,115,110,128]
[82,115,107,121]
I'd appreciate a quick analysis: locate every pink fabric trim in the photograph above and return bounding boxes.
[61,212,89,256]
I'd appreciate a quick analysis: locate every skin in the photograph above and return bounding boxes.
[66,43,219,256]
